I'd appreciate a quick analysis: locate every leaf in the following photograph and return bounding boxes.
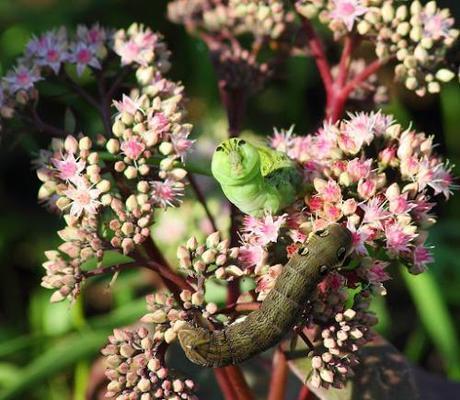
[0,298,146,400]
[401,268,460,378]
[286,334,460,400]
[80,250,133,272]
[64,107,76,133]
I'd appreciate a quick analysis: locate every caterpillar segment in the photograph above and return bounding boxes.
[178,224,353,367]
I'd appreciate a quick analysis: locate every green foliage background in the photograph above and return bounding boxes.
[0,1,459,399]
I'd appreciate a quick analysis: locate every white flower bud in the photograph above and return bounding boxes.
[79,137,92,151]
[124,166,138,179]
[436,68,455,83]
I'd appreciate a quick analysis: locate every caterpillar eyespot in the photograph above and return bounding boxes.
[211,138,303,217]
[177,224,353,367]
[298,247,309,256]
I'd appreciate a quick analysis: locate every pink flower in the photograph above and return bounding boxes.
[337,131,361,154]
[148,112,170,136]
[425,162,454,199]
[289,136,314,162]
[389,194,414,215]
[77,23,107,47]
[379,146,397,166]
[347,220,371,255]
[330,0,368,31]
[243,213,287,246]
[323,203,342,222]
[113,94,143,115]
[360,197,390,229]
[65,179,101,217]
[366,260,390,283]
[357,177,377,199]
[344,112,375,146]
[121,138,145,160]
[421,10,454,40]
[239,245,266,269]
[271,126,294,152]
[51,153,85,181]
[3,65,42,93]
[412,244,434,273]
[69,42,101,76]
[347,158,372,182]
[314,178,342,203]
[171,129,194,160]
[384,220,417,255]
[151,179,183,208]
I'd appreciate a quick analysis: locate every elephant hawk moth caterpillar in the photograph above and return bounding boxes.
[178,224,353,368]
[211,138,303,217]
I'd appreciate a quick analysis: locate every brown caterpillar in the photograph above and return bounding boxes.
[177,223,353,367]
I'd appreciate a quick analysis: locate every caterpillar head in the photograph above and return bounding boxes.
[211,138,261,186]
[298,223,353,270]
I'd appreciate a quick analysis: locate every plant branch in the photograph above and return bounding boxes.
[59,70,101,110]
[301,17,333,99]
[336,35,359,89]
[297,385,312,400]
[268,348,289,400]
[223,365,255,400]
[107,65,132,99]
[81,262,136,278]
[213,368,238,400]
[188,174,218,232]
[22,108,70,137]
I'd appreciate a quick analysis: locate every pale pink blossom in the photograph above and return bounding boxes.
[243,213,287,246]
[271,126,294,153]
[347,220,371,255]
[148,112,170,136]
[65,179,101,217]
[412,244,434,273]
[68,42,101,76]
[151,179,183,208]
[347,158,372,182]
[357,177,377,199]
[424,162,454,199]
[51,153,85,181]
[239,245,266,269]
[330,0,368,31]
[384,221,417,255]
[314,178,342,203]
[366,260,391,283]
[113,94,143,115]
[360,197,389,228]
[3,65,42,93]
[171,134,193,160]
[344,112,375,146]
[421,11,454,40]
[121,138,145,160]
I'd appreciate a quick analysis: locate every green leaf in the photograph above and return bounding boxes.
[401,268,460,379]
[80,250,133,272]
[0,298,146,400]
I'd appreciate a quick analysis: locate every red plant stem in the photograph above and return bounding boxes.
[188,173,218,232]
[268,349,289,400]
[328,58,389,122]
[301,18,333,100]
[297,385,312,400]
[224,365,255,400]
[213,368,238,400]
[341,58,387,101]
[336,35,358,89]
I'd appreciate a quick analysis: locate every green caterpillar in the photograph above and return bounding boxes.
[178,224,352,367]
[211,138,303,217]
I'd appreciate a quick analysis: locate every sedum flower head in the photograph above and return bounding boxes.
[102,327,198,399]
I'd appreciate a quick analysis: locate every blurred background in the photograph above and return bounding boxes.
[0,0,459,399]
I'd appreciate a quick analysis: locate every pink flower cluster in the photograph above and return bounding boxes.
[31,27,193,303]
[271,111,452,275]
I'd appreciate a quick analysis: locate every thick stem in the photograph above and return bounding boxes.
[268,349,289,400]
[213,369,238,400]
[25,108,70,137]
[336,35,359,89]
[60,70,101,110]
[224,365,255,400]
[219,85,247,138]
[297,385,312,400]
[301,18,333,100]
[81,262,136,278]
[188,174,218,232]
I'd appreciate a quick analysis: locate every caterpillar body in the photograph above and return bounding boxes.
[178,224,353,367]
[211,138,303,217]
